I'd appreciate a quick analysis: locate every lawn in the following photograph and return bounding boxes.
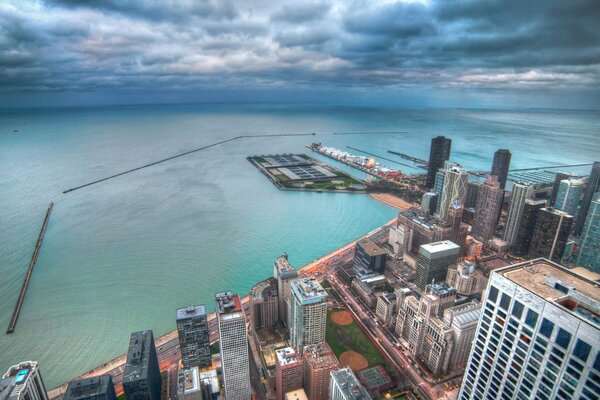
[326,311,387,368]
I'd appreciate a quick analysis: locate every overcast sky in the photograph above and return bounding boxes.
[1,0,599,107]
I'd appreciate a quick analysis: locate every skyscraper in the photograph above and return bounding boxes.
[63,376,117,400]
[503,183,533,246]
[458,258,600,400]
[421,192,438,215]
[415,240,460,291]
[465,181,480,209]
[275,348,303,400]
[329,369,370,400]
[274,254,298,327]
[490,149,511,190]
[575,161,600,236]
[528,207,574,263]
[513,199,547,257]
[289,278,328,351]
[554,178,584,216]
[176,305,211,368]
[437,161,469,222]
[550,172,571,206]
[426,136,452,188]
[575,193,600,271]
[303,343,340,400]
[215,291,251,400]
[472,176,503,243]
[1,361,48,400]
[123,330,162,400]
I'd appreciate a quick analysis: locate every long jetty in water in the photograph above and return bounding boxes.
[62,133,316,194]
[7,202,54,334]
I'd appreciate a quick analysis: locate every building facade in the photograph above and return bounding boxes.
[528,207,574,263]
[375,292,397,325]
[250,277,279,330]
[303,343,340,400]
[275,348,304,400]
[421,192,439,215]
[458,259,600,400]
[415,241,460,291]
[437,162,469,222]
[63,376,117,400]
[426,135,452,188]
[465,181,480,209]
[215,292,251,400]
[1,361,48,400]
[274,254,299,327]
[329,369,370,400]
[472,176,503,243]
[576,194,600,271]
[123,330,162,400]
[555,179,584,217]
[491,149,511,190]
[503,183,533,246]
[513,199,547,257]
[550,172,571,206]
[446,262,486,297]
[289,278,328,352]
[176,305,212,369]
[575,161,600,235]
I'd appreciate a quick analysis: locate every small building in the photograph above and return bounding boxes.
[354,238,387,274]
[375,292,397,325]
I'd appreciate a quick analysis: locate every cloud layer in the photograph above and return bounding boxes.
[1,0,599,106]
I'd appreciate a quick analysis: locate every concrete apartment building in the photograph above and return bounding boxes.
[250,277,279,330]
[329,368,370,400]
[472,176,503,243]
[459,259,600,400]
[503,183,533,246]
[289,278,328,352]
[275,348,304,400]
[215,292,251,400]
[446,261,486,297]
[274,254,299,327]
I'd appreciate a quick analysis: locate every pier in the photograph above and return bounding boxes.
[345,146,423,171]
[387,150,429,166]
[7,202,54,334]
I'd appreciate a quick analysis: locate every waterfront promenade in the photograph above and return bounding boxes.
[47,215,402,400]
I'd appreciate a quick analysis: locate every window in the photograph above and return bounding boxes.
[573,339,592,362]
[555,328,572,349]
[512,301,524,319]
[500,293,511,310]
[525,309,538,328]
[594,352,600,372]
[539,318,554,338]
[489,286,499,302]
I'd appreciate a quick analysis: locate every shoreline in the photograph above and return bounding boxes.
[47,216,398,399]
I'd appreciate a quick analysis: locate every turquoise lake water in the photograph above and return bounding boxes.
[0,104,598,387]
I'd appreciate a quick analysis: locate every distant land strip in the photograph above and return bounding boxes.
[332,131,408,135]
[62,133,317,194]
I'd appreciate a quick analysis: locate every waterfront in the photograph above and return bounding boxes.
[1,104,599,388]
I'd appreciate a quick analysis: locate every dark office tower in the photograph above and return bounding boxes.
[513,199,546,257]
[490,149,511,190]
[464,181,480,209]
[64,376,117,400]
[123,330,162,400]
[550,172,570,206]
[426,136,452,188]
[415,240,460,291]
[176,305,211,368]
[575,161,600,236]
[528,207,574,263]
[353,238,387,273]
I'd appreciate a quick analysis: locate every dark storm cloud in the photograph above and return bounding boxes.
[1,0,599,105]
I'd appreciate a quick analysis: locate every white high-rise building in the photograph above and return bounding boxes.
[329,368,370,400]
[437,161,469,222]
[215,291,251,400]
[1,361,48,400]
[458,259,600,400]
[503,183,533,246]
[290,278,328,352]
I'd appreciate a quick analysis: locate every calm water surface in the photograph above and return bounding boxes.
[0,105,598,387]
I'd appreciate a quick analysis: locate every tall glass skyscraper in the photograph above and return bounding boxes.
[555,178,585,217]
[491,149,511,190]
[437,161,468,222]
[458,258,600,400]
[504,183,533,246]
[575,161,600,236]
[426,136,452,188]
[575,193,600,271]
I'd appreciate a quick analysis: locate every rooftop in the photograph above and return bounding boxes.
[176,305,206,321]
[330,368,370,400]
[285,389,308,400]
[275,347,301,366]
[123,331,155,383]
[498,259,600,326]
[356,238,386,257]
[420,240,460,256]
[291,278,327,304]
[215,291,242,315]
[177,367,200,395]
[64,376,113,400]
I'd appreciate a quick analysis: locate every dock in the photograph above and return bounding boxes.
[6,202,54,334]
[387,150,429,166]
